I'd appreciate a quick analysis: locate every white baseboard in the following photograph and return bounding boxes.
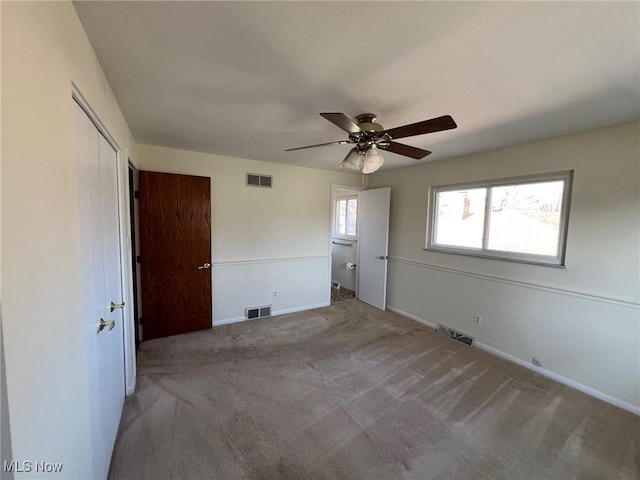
[213,302,330,328]
[274,302,330,316]
[213,316,246,327]
[387,306,438,329]
[387,305,640,416]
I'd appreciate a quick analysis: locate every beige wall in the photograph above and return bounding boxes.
[368,122,640,411]
[2,2,136,477]
[135,145,361,323]
[0,2,9,472]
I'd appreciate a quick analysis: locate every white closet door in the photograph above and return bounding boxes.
[74,101,125,479]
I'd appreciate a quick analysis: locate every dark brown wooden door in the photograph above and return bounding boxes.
[139,171,212,340]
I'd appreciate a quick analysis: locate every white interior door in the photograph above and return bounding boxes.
[358,187,391,310]
[75,102,125,478]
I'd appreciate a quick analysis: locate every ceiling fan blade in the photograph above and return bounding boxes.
[319,113,362,134]
[383,115,457,140]
[342,147,358,162]
[381,141,431,159]
[285,140,349,152]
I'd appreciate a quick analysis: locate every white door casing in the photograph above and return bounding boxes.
[358,187,391,310]
[75,101,126,479]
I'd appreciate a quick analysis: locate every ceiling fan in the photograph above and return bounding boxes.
[285,112,457,174]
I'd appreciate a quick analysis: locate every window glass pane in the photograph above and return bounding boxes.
[336,200,347,235]
[435,188,486,249]
[487,181,564,256]
[346,199,358,236]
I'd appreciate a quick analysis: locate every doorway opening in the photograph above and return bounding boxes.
[330,185,361,304]
[128,162,142,347]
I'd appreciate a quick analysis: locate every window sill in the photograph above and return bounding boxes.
[423,247,566,268]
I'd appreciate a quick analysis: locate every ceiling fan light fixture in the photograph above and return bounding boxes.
[362,145,384,174]
[339,149,363,170]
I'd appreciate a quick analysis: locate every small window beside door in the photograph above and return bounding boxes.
[334,196,358,239]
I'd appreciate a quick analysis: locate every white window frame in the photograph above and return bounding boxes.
[426,171,573,267]
[334,194,359,240]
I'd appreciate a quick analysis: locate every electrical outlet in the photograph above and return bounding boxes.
[273,290,278,298]
[473,314,481,325]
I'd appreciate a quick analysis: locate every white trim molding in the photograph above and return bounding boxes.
[387,306,438,329]
[213,255,328,267]
[387,305,640,416]
[72,83,120,151]
[389,257,639,309]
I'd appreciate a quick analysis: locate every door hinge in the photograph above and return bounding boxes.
[134,190,140,199]
[138,317,143,325]
[136,255,141,263]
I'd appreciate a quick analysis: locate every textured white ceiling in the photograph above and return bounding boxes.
[74,1,640,172]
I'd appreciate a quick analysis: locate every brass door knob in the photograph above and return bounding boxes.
[98,318,116,333]
[110,301,125,312]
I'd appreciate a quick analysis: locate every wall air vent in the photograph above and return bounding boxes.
[436,324,475,346]
[245,305,272,320]
[246,173,273,188]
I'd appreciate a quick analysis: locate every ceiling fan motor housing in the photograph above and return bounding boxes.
[351,113,388,150]
[355,113,384,133]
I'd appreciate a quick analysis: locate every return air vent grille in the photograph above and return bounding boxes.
[436,324,475,346]
[245,305,272,320]
[246,173,273,188]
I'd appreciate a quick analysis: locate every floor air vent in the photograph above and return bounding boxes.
[245,305,272,320]
[436,324,475,346]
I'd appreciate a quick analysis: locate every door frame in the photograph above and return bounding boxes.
[127,162,141,348]
[72,83,136,394]
[328,184,362,305]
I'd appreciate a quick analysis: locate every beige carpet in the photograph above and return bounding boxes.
[109,300,639,479]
